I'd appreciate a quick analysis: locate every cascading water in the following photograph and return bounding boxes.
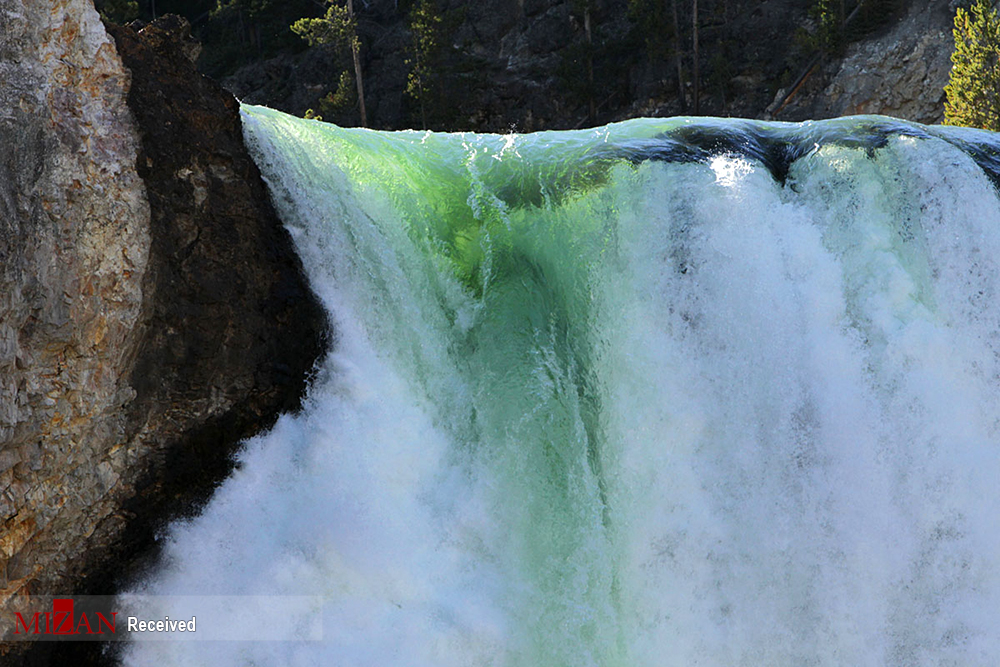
[122,106,1000,666]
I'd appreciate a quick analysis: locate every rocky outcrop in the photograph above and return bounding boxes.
[771,0,956,124]
[821,3,953,124]
[105,11,328,587]
[0,4,327,658]
[0,0,149,612]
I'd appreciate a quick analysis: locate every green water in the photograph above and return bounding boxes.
[125,106,1000,666]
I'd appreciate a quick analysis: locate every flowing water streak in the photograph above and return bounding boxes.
[123,107,1000,666]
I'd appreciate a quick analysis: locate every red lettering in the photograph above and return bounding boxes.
[95,611,117,634]
[53,599,74,635]
[13,600,119,636]
[14,612,40,635]
[75,613,93,635]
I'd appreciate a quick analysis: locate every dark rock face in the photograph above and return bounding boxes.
[223,0,636,131]
[105,13,329,580]
[0,9,327,663]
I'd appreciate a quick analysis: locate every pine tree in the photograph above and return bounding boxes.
[945,0,1000,131]
[812,0,843,55]
[292,0,368,127]
[405,0,442,130]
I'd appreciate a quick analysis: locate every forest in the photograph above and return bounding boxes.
[92,0,923,131]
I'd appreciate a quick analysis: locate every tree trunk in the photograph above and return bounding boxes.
[419,80,427,130]
[692,0,699,114]
[840,0,846,42]
[237,9,246,48]
[671,0,685,111]
[585,5,595,123]
[347,0,368,127]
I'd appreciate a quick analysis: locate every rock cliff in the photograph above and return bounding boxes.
[776,0,955,124]
[0,4,327,659]
[0,0,149,610]
[100,10,328,597]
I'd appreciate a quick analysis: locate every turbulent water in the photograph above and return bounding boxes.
[123,107,1000,666]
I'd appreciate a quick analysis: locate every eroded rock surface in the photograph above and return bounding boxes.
[0,0,149,608]
[0,6,327,659]
[776,0,955,124]
[106,13,328,581]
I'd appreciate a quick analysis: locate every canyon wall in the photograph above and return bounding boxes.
[0,2,327,655]
[0,0,150,607]
[776,0,955,124]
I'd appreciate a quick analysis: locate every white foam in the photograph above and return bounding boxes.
[123,111,1000,666]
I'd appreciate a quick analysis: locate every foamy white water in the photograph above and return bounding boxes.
[122,109,1000,666]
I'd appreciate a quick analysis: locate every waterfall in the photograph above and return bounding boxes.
[122,107,1000,666]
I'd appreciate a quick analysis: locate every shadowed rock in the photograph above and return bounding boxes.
[1,9,328,664]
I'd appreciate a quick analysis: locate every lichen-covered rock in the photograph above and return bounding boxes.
[0,5,328,659]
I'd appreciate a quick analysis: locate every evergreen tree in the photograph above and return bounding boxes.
[810,0,844,56]
[200,0,316,77]
[292,0,368,127]
[945,0,1000,130]
[405,0,442,130]
[304,72,355,122]
[96,0,139,24]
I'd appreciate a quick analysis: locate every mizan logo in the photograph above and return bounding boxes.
[14,598,117,636]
